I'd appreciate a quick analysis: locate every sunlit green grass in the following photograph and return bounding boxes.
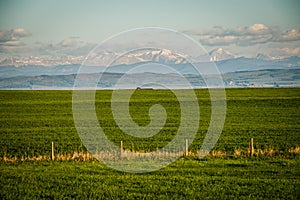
[0,88,299,157]
[1,158,299,199]
[0,88,300,199]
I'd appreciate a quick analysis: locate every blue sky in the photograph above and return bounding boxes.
[0,0,300,57]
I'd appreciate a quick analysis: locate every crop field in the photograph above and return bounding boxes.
[0,88,300,199]
[1,88,299,157]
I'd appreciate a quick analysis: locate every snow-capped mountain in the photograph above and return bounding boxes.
[0,49,189,67]
[255,53,279,61]
[85,49,188,66]
[136,49,188,64]
[0,55,85,67]
[209,48,235,61]
[2,47,298,68]
[1,47,300,81]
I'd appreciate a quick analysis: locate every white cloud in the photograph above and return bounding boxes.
[59,38,78,47]
[0,28,31,52]
[55,38,96,56]
[199,35,238,46]
[12,28,31,38]
[1,40,25,47]
[0,28,31,42]
[246,24,271,34]
[185,24,299,46]
[277,47,300,55]
[28,38,96,57]
[274,29,300,42]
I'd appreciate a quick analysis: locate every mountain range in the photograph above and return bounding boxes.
[0,48,299,89]
[1,69,299,89]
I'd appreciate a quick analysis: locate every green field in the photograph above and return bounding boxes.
[1,88,299,157]
[0,88,300,199]
[1,158,299,199]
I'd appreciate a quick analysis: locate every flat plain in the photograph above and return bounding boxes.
[0,88,299,199]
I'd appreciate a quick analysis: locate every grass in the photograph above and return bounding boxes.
[1,158,299,199]
[1,146,300,162]
[0,88,300,199]
[0,88,299,157]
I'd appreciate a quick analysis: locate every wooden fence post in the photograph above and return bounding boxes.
[120,141,123,158]
[185,139,189,156]
[51,141,55,160]
[249,138,254,156]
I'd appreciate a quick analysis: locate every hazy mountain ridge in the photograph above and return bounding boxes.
[1,69,299,89]
[0,49,188,67]
[1,48,299,89]
[1,47,299,69]
[1,55,299,78]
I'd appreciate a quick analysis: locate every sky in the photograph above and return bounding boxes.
[0,0,300,58]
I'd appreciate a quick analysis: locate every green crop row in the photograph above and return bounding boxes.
[1,158,300,199]
[0,88,299,158]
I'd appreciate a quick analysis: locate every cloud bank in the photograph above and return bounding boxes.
[0,28,31,52]
[1,25,299,58]
[185,24,300,46]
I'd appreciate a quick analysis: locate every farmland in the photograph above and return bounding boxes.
[1,158,300,199]
[0,88,300,199]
